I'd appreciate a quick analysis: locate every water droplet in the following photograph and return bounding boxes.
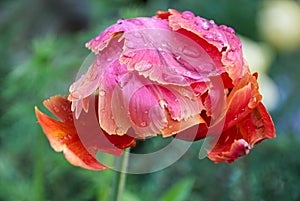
[184,71,192,77]
[135,63,153,72]
[88,71,98,81]
[118,73,133,88]
[182,47,200,58]
[176,55,181,60]
[256,121,264,129]
[106,58,113,62]
[158,47,163,51]
[161,41,168,47]
[53,106,60,113]
[194,18,201,26]
[61,104,68,111]
[130,19,143,26]
[71,91,82,100]
[117,19,124,24]
[95,35,101,41]
[201,20,210,30]
[220,25,235,34]
[159,99,167,108]
[162,74,185,84]
[199,63,215,73]
[140,122,147,127]
[233,115,238,121]
[168,125,174,129]
[226,50,236,61]
[252,97,257,103]
[204,34,213,40]
[224,136,230,142]
[182,11,195,20]
[99,90,106,96]
[144,110,148,114]
[209,20,215,25]
[133,31,142,38]
[126,41,136,49]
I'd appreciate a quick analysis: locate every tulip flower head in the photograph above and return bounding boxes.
[35,9,275,171]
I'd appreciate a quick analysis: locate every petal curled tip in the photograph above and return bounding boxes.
[208,102,275,164]
[208,139,250,164]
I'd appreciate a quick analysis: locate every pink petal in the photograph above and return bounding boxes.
[157,9,249,84]
[86,17,170,54]
[120,28,222,85]
[128,84,168,138]
[69,36,124,118]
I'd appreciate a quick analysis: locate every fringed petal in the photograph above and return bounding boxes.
[207,102,275,163]
[157,9,249,84]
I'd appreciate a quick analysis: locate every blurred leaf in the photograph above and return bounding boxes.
[123,191,142,201]
[159,178,194,201]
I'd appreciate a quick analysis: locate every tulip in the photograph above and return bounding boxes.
[36,9,276,170]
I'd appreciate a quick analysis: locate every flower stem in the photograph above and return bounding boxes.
[33,127,45,201]
[111,148,130,201]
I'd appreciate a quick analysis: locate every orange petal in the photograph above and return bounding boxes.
[35,95,135,170]
[207,102,275,163]
[223,73,262,130]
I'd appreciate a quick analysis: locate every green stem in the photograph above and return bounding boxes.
[33,127,45,201]
[110,148,130,201]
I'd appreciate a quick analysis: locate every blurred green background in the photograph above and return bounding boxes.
[1,0,300,201]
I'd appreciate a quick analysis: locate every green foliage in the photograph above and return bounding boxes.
[160,178,194,201]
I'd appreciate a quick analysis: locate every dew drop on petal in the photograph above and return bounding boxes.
[201,20,210,30]
[182,47,200,58]
[135,63,153,72]
[159,99,168,108]
[53,106,60,113]
[184,71,192,77]
[99,90,106,96]
[199,63,215,73]
[118,73,133,88]
[88,71,98,81]
[140,122,147,127]
[117,19,124,24]
[161,41,168,47]
[256,120,264,129]
[204,34,213,40]
[126,41,136,49]
[162,74,185,83]
[133,31,142,38]
[71,91,82,100]
[182,11,195,20]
